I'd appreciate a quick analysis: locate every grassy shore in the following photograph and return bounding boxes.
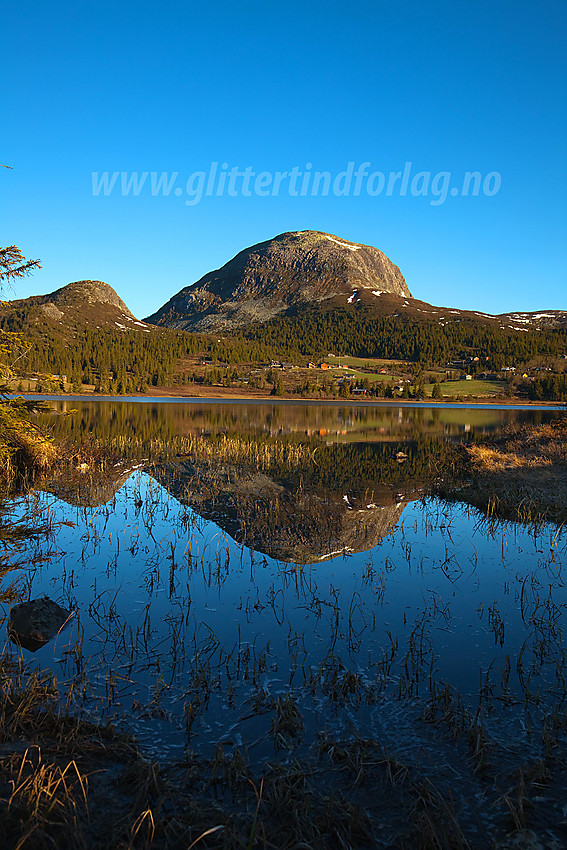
[438,416,567,524]
[0,398,58,493]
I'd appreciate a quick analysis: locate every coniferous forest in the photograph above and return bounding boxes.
[1,301,566,398]
[235,307,567,368]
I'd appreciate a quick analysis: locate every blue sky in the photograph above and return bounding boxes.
[2,0,566,319]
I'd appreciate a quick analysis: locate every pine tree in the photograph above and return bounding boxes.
[270,375,284,396]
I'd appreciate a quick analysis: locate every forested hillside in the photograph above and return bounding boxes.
[2,292,566,397]
[234,306,567,370]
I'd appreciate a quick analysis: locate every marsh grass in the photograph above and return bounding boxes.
[1,416,567,847]
[436,417,567,525]
[468,419,567,471]
[0,403,57,489]
[0,497,61,609]
[0,655,476,849]
[105,431,317,470]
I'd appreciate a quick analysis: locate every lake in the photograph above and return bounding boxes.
[1,400,565,844]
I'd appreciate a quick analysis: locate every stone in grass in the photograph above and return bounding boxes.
[8,597,72,652]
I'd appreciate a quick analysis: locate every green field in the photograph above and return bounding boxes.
[324,355,406,384]
[426,379,508,398]
[326,354,407,371]
[332,368,404,383]
[323,362,507,395]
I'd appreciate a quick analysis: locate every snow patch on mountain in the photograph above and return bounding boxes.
[325,235,361,251]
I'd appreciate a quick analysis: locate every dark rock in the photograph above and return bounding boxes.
[8,598,72,652]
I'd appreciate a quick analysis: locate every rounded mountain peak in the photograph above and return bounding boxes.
[146,230,410,331]
[51,280,135,317]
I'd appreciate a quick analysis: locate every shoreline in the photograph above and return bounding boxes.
[8,392,567,411]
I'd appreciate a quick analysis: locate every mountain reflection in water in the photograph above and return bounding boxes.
[2,400,566,848]
[38,400,558,563]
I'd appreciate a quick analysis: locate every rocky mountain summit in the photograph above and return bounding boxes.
[145,230,411,331]
[3,242,565,344]
[1,280,148,333]
[46,280,135,316]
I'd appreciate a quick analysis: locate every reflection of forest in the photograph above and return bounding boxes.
[35,402,557,562]
[39,400,548,448]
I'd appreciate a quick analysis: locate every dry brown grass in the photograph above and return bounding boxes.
[9,427,58,473]
[1,653,562,849]
[443,417,567,524]
[467,420,567,473]
[106,430,316,470]
[467,444,529,472]
[0,405,59,490]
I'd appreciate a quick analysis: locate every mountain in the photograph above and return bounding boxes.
[144,230,567,334]
[1,242,564,383]
[144,230,411,331]
[148,459,421,563]
[0,280,149,335]
[42,458,422,563]
[498,309,567,330]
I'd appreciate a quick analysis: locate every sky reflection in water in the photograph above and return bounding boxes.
[2,455,565,768]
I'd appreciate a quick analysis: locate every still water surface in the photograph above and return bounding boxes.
[1,402,565,778]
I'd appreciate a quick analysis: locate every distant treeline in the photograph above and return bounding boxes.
[234,308,567,369]
[2,305,566,390]
[0,323,267,390]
